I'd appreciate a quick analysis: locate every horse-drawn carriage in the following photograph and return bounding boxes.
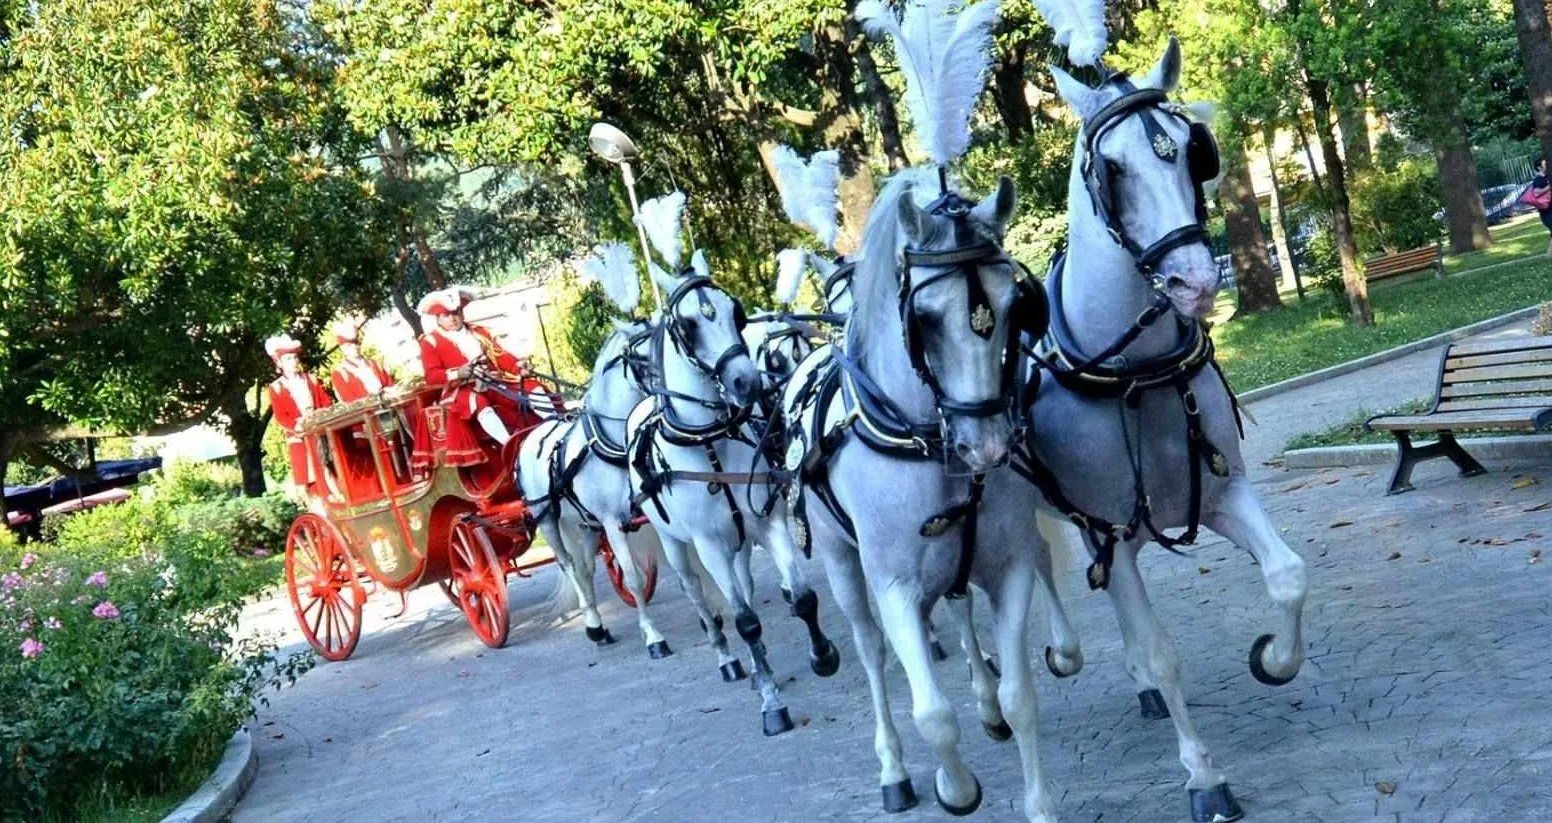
[283,371,657,662]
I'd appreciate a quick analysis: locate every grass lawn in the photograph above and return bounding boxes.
[1211,254,1552,392]
[1444,213,1549,274]
[1282,399,1430,452]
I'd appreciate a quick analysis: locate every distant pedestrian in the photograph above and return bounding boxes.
[1527,158,1552,255]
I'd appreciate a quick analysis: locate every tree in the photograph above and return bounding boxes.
[0,0,393,498]
[1220,144,1283,314]
[1511,0,1552,163]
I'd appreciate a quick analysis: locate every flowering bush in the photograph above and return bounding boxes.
[0,546,312,818]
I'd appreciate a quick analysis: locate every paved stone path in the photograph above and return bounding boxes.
[233,441,1552,821]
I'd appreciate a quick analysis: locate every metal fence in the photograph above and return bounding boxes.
[1476,153,1537,190]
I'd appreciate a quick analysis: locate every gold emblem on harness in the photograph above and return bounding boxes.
[921,516,952,537]
[1152,133,1179,160]
[786,438,806,471]
[790,514,808,547]
[699,301,717,320]
[970,304,994,334]
[1210,452,1229,477]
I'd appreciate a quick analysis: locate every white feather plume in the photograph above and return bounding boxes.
[771,146,842,250]
[856,0,1001,166]
[578,242,640,314]
[775,249,809,306]
[1032,0,1108,67]
[690,249,710,280]
[639,191,687,268]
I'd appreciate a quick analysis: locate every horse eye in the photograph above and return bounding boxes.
[681,317,698,334]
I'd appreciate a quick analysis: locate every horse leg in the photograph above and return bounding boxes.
[984,557,1057,822]
[696,535,793,736]
[658,533,741,679]
[1034,517,1084,678]
[874,583,980,815]
[816,536,914,811]
[941,592,1009,742]
[925,614,950,662]
[1205,477,1308,685]
[601,519,669,658]
[754,515,839,677]
[542,514,611,646]
[1107,542,1242,821]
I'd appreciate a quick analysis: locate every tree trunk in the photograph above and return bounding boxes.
[224,388,269,498]
[382,125,447,291]
[815,24,877,254]
[1,431,15,539]
[1337,83,1372,173]
[1513,0,1552,163]
[853,30,908,171]
[1307,77,1375,326]
[1263,125,1305,299]
[992,45,1034,142]
[1433,110,1493,253]
[391,278,423,337]
[1221,141,1283,315]
[1296,115,1326,193]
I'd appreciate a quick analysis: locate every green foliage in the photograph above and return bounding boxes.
[1283,398,1432,451]
[960,126,1076,269]
[1348,159,1445,255]
[562,281,625,379]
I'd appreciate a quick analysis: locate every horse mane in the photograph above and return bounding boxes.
[849,168,942,352]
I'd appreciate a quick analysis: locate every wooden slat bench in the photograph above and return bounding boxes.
[1365,336,1552,494]
[1364,243,1443,286]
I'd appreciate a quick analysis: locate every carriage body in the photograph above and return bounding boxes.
[278,372,654,661]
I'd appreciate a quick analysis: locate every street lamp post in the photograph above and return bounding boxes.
[588,122,663,310]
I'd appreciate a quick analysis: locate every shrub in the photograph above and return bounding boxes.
[154,461,244,506]
[0,547,312,819]
[960,125,1076,270]
[1348,159,1444,255]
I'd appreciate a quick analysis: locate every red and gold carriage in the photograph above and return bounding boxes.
[283,374,657,662]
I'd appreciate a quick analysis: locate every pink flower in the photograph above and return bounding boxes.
[252,549,271,558]
[1,572,22,592]
[44,617,61,630]
[20,638,44,659]
[20,552,37,570]
[18,619,32,632]
[92,601,121,620]
[85,571,109,587]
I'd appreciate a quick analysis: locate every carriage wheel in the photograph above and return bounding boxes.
[285,514,364,662]
[599,533,658,608]
[446,519,511,648]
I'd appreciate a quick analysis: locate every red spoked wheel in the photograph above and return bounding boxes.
[285,514,364,662]
[445,519,510,648]
[599,533,657,608]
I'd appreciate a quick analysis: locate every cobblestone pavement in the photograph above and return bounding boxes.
[232,448,1552,823]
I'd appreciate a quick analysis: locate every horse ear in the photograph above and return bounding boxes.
[971,176,1017,240]
[1049,64,1102,121]
[897,190,930,244]
[1138,36,1183,93]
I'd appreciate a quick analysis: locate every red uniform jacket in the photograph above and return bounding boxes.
[330,358,395,404]
[268,375,332,487]
[411,325,539,470]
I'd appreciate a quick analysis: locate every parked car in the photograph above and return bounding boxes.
[4,457,162,539]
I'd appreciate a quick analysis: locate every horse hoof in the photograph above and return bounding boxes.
[1189,784,1244,823]
[762,707,794,737]
[811,642,841,678]
[647,640,673,659]
[881,779,919,813]
[983,719,1013,742]
[699,614,725,634]
[983,656,1000,678]
[1139,689,1171,720]
[935,774,982,817]
[586,626,616,647]
[720,659,748,682]
[1249,633,1297,686]
[931,640,949,662]
[1044,646,1079,678]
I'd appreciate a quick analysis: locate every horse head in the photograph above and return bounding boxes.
[1052,37,1222,319]
[651,252,760,410]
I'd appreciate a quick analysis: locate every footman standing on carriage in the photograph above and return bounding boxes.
[414,287,551,468]
[330,320,395,403]
[266,334,332,496]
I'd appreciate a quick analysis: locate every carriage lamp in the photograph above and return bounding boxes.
[589,122,664,310]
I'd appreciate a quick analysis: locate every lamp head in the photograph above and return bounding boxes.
[589,123,639,165]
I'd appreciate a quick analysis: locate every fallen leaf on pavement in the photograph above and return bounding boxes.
[475,749,490,757]
[1281,481,1311,493]
[1330,520,1354,529]
[1483,538,1509,546]
[797,715,813,727]
[699,707,721,714]
[1198,567,1212,575]
[1531,550,1543,565]
[1525,500,1552,513]
[456,671,470,679]
[1511,477,1540,489]
[271,733,284,740]
[1386,552,1402,561]
[1376,781,1397,795]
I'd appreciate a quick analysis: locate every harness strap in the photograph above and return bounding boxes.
[945,476,985,599]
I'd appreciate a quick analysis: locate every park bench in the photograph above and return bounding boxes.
[1365,336,1552,494]
[1364,243,1443,286]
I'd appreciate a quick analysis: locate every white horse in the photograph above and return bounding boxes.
[783,168,1073,819]
[626,246,839,736]
[1009,39,1309,821]
[517,315,669,655]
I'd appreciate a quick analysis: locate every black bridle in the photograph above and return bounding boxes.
[1081,78,1220,289]
[661,273,750,389]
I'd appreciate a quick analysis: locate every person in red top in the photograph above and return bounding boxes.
[265,335,332,491]
[329,321,395,404]
[413,288,541,467]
